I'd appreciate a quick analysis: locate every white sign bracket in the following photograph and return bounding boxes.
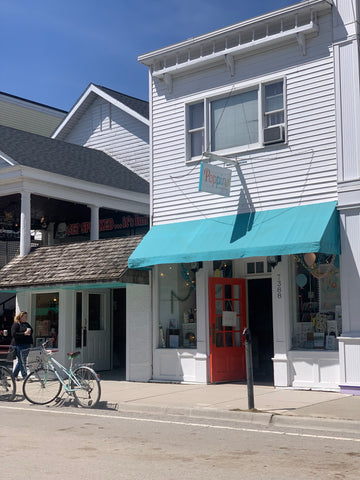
[202,151,247,167]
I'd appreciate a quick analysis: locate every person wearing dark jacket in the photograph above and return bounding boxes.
[10,311,33,380]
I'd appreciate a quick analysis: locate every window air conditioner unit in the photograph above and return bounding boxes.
[263,125,285,145]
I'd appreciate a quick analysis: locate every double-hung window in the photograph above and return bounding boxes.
[188,103,205,158]
[264,81,284,127]
[186,79,285,160]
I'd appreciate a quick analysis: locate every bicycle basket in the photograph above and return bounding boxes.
[21,347,50,372]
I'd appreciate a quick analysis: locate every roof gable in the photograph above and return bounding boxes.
[52,83,149,141]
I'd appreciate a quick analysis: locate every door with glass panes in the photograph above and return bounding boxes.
[209,277,247,383]
[75,291,110,371]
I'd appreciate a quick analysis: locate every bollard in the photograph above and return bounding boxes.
[243,327,254,410]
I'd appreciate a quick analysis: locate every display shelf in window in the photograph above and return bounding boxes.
[182,323,197,348]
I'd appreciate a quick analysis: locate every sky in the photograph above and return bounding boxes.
[1,0,297,112]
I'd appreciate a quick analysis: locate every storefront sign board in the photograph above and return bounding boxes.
[199,162,231,197]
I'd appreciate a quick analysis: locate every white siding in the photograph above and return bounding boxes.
[63,97,150,180]
[150,13,337,225]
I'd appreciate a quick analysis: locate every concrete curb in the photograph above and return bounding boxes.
[114,402,360,434]
[270,413,360,434]
[115,402,273,425]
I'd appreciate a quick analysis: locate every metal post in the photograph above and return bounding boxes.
[243,327,254,410]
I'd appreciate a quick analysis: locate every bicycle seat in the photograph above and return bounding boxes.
[67,351,81,359]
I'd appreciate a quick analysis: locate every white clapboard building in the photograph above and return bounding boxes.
[128,0,360,393]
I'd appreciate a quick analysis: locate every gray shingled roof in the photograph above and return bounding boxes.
[0,236,147,289]
[0,125,149,194]
[95,85,149,119]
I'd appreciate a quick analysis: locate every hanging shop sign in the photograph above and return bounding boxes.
[66,214,149,237]
[199,162,231,197]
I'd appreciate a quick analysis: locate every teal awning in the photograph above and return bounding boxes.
[128,202,340,268]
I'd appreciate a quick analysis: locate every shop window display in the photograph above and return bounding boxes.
[33,293,59,347]
[213,260,232,278]
[158,263,197,348]
[292,254,341,350]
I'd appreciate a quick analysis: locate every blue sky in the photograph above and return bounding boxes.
[2,0,296,111]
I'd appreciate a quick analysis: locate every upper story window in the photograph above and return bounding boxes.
[188,103,204,158]
[211,89,258,151]
[186,79,285,161]
[264,81,284,127]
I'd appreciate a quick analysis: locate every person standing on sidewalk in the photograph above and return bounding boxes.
[10,311,33,380]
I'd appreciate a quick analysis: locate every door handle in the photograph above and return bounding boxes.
[82,325,87,347]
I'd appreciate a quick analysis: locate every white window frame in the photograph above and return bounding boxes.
[185,78,286,162]
[186,101,205,159]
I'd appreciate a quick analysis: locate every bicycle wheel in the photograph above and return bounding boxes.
[72,366,101,408]
[23,368,62,405]
[0,366,16,401]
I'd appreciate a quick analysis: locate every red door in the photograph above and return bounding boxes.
[209,277,247,383]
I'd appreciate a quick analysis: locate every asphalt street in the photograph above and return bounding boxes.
[1,402,360,480]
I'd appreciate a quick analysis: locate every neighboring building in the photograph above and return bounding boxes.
[52,83,150,180]
[129,0,360,392]
[0,91,67,337]
[0,91,67,136]
[0,84,151,373]
[0,124,150,371]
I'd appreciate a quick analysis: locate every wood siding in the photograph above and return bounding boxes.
[150,12,337,225]
[0,99,65,137]
[63,97,150,180]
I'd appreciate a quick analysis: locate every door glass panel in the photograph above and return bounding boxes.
[225,328,233,347]
[216,332,224,347]
[76,292,82,348]
[215,300,223,314]
[89,294,102,331]
[215,284,223,299]
[224,299,233,311]
[224,284,232,299]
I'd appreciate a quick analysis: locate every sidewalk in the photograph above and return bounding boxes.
[99,373,360,433]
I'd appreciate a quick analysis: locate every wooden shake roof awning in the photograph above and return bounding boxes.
[0,235,148,291]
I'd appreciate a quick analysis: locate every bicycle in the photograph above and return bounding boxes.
[0,332,16,401]
[22,343,101,408]
[0,363,16,401]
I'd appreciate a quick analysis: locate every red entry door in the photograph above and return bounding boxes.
[209,277,247,383]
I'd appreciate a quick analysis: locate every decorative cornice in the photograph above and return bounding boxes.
[139,0,332,66]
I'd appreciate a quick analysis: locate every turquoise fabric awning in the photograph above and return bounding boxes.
[128,201,340,268]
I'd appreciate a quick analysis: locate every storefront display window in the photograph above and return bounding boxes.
[158,263,197,348]
[213,260,232,278]
[292,254,341,350]
[33,293,59,347]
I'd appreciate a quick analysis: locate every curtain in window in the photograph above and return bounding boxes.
[211,90,258,151]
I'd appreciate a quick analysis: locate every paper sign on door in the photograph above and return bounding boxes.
[222,311,237,327]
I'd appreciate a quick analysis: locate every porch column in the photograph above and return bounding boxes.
[89,205,99,241]
[20,191,31,256]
